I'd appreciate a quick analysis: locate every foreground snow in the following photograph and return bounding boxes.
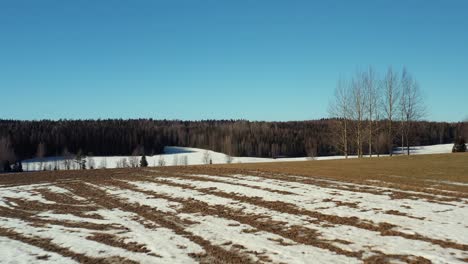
[0,170,466,263]
[22,143,463,171]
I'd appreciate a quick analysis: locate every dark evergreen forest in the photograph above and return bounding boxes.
[0,119,464,162]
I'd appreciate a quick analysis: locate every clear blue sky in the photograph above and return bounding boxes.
[1,0,467,121]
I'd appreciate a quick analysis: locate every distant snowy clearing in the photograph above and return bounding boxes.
[22,143,463,171]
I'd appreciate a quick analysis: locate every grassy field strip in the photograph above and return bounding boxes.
[157,175,468,245]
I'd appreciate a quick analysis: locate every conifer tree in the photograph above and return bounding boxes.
[140,155,148,167]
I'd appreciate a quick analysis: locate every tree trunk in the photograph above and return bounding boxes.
[406,130,410,156]
[406,139,410,155]
[369,120,372,157]
[389,120,393,156]
[344,119,348,159]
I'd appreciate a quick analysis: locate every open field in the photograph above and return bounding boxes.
[0,153,467,263]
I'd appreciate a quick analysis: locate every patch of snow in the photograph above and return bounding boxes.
[0,236,76,264]
[0,184,56,208]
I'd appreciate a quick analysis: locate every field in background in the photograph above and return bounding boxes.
[0,153,467,263]
[21,143,463,171]
[214,153,468,193]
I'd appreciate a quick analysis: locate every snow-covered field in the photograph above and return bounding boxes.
[0,166,467,263]
[22,143,463,171]
[393,143,461,155]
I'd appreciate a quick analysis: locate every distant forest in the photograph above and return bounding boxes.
[0,119,465,162]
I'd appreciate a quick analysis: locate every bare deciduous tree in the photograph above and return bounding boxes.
[158,156,166,166]
[130,146,143,168]
[400,68,426,155]
[117,158,129,168]
[202,150,211,164]
[0,137,16,172]
[328,77,350,158]
[381,67,400,156]
[129,156,139,168]
[75,149,86,170]
[88,157,95,169]
[99,157,107,169]
[305,139,318,159]
[36,142,46,170]
[181,155,188,166]
[463,119,468,141]
[363,67,379,157]
[225,154,234,164]
[350,74,366,157]
[63,148,73,170]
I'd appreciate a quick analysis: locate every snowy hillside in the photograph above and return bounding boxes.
[21,143,464,171]
[21,146,300,171]
[392,143,462,155]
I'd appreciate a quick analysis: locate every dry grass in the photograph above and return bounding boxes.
[210,153,468,193]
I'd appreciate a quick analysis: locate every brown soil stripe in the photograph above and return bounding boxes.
[0,227,136,263]
[155,173,295,195]
[86,233,154,254]
[0,203,119,231]
[363,251,431,264]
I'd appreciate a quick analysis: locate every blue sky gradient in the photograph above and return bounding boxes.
[1,0,467,121]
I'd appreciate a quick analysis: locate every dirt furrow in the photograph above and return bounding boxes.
[0,200,119,231]
[0,227,135,263]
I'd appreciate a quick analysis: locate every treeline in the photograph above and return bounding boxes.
[0,118,465,166]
